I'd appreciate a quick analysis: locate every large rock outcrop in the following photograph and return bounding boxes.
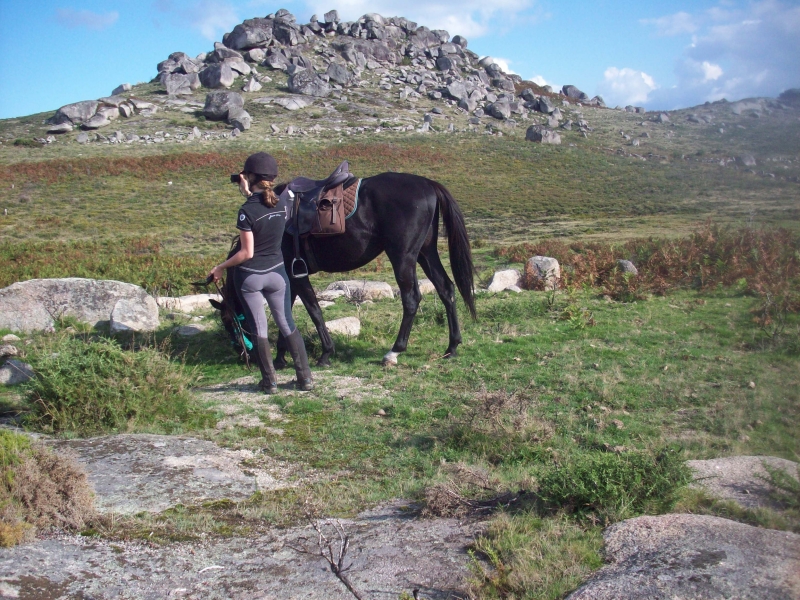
[0,278,159,333]
[567,514,800,600]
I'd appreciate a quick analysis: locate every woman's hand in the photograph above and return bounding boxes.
[238,173,252,197]
[208,264,225,283]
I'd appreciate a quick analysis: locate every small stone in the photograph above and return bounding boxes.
[376,409,386,416]
[748,381,756,389]
[2,334,20,342]
[0,360,34,385]
[0,344,19,358]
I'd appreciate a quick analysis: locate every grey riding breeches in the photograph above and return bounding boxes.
[234,265,296,338]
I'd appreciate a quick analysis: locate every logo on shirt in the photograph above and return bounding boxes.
[239,214,246,221]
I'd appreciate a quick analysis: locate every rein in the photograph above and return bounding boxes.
[191,247,252,370]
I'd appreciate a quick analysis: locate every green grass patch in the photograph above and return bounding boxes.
[468,513,603,600]
[22,335,214,435]
[536,447,691,523]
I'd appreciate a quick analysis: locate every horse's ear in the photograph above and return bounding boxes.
[209,299,224,311]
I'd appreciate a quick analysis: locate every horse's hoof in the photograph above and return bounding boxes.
[443,350,457,359]
[274,358,288,370]
[316,358,331,368]
[382,351,399,366]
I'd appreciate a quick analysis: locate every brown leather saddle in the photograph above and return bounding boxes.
[283,161,360,278]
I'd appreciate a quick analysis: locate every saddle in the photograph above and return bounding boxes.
[283,161,361,278]
[283,161,360,237]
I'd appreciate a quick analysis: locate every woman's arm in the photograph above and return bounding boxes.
[208,230,254,282]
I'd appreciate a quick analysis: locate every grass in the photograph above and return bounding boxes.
[21,334,215,435]
[1,82,799,596]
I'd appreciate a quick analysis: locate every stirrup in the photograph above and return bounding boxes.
[290,258,309,278]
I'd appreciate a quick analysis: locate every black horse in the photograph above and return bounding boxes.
[214,172,476,367]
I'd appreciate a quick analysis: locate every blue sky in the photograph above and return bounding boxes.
[0,0,798,119]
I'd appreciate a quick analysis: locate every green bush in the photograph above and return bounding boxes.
[23,336,213,435]
[12,138,40,148]
[537,447,690,522]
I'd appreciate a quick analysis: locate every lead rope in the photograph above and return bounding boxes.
[213,278,251,371]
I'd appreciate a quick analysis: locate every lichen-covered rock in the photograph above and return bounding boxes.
[227,107,251,130]
[616,260,638,275]
[0,278,159,333]
[48,100,99,125]
[487,269,521,292]
[326,316,361,337]
[326,280,394,300]
[199,63,235,89]
[567,514,800,600]
[287,70,331,97]
[203,91,244,120]
[562,84,589,101]
[526,256,561,288]
[225,18,274,50]
[0,360,34,385]
[525,125,561,144]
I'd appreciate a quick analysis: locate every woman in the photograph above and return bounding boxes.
[209,152,313,393]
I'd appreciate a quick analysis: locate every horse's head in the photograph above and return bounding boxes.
[207,238,251,359]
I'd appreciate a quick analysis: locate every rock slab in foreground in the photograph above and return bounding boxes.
[688,455,799,511]
[567,513,800,600]
[50,434,294,514]
[0,278,159,333]
[0,502,479,600]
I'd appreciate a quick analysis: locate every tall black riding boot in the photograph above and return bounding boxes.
[255,336,278,394]
[286,329,314,391]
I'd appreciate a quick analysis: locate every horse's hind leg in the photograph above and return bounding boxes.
[383,255,422,366]
[418,242,462,358]
[292,275,335,367]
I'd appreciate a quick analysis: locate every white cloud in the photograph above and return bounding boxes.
[491,57,516,75]
[190,0,240,40]
[301,0,536,39]
[640,11,697,36]
[645,0,800,108]
[530,75,548,87]
[701,61,723,82]
[597,67,658,106]
[55,8,119,30]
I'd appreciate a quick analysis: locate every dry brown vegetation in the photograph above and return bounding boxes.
[501,222,800,307]
[0,430,95,547]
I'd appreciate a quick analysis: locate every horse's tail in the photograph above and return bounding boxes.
[431,181,477,320]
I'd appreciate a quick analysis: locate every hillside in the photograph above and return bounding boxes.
[0,8,798,255]
[1,9,800,600]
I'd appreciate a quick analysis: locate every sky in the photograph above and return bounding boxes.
[0,0,798,119]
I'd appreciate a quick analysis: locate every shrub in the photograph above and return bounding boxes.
[12,138,41,148]
[500,222,800,308]
[23,336,213,435]
[0,429,95,546]
[536,447,690,522]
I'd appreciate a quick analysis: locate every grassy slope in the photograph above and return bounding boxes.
[1,82,799,598]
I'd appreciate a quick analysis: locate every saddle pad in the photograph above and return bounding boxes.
[343,178,361,219]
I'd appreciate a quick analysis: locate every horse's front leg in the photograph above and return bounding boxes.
[293,275,334,367]
[383,260,422,366]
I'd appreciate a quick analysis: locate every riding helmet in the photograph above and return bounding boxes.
[243,152,278,181]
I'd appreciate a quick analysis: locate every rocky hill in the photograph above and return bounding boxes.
[1,7,792,185]
[40,7,605,145]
